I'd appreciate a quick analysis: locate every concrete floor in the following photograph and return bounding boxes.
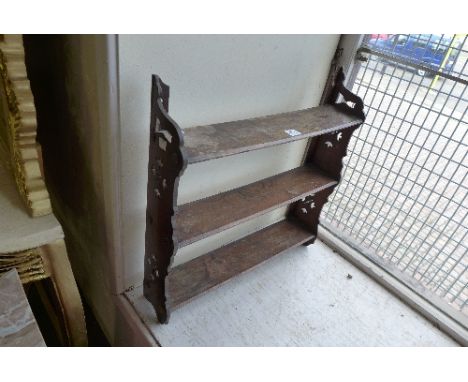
[126,239,458,346]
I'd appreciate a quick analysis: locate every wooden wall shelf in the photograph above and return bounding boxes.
[144,68,365,323]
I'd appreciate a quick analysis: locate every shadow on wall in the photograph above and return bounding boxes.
[23,35,113,338]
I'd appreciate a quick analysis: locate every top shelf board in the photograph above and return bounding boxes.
[182,104,362,164]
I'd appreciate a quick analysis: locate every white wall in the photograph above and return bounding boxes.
[118,35,340,291]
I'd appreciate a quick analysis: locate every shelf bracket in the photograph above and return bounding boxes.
[326,67,365,121]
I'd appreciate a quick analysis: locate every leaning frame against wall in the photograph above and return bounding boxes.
[0,34,51,216]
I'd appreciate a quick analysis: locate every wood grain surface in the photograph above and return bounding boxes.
[183,104,362,163]
[168,219,314,308]
[175,165,336,247]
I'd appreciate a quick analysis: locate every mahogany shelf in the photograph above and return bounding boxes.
[184,104,362,164]
[144,68,365,323]
[175,165,337,247]
[168,219,314,308]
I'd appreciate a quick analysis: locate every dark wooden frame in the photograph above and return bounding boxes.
[144,68,365,323]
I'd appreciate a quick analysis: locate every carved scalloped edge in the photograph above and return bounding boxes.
[0,35,52,217]
[309,68,365,240]
[295,67,365,244]
[329,67,365,121]
[144,75,188,323]
[328,67,366,180]
[158,76,188,323]
[333,87,365,182]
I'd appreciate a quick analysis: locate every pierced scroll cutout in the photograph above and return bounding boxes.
[157,129,173,143]
[306,67,366,181]
[158,137,167,151]
[326,67,365,121]
[290,188,334,242]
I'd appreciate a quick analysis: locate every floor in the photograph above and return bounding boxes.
[126,239,458,346]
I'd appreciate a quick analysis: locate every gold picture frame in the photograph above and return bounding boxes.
[0,34,51,217]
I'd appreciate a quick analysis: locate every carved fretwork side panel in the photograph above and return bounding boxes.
[292,67,365,243]
[144,75,187,324]
[309,67,365,181]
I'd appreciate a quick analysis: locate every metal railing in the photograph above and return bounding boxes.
[321,34,468,320]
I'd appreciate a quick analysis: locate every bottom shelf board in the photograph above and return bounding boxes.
[168,219,314,308]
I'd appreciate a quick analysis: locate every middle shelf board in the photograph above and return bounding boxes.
[183,104,362,164]
[168,218,314,308]
[175,165,337,247]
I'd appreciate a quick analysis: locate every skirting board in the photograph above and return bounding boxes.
[317,224,468,346]
[114,294,159,346]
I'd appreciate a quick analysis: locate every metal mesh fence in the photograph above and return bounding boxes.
[321,34,468,316]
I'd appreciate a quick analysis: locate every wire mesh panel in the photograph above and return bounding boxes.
[321,34,468,317]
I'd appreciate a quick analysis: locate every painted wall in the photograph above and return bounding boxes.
[118,35,340,290]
